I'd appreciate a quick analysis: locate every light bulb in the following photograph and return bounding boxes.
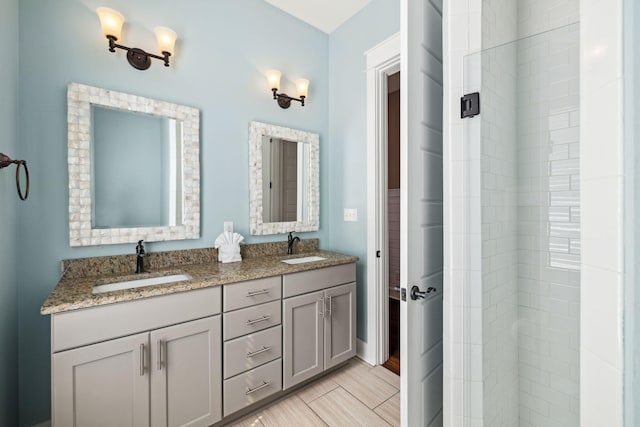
[295,79,309,98]
[96,7,125,40]
[266,70,282,92]
[154,26,177,56]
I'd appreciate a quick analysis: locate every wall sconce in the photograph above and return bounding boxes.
[96,7,177,71]
[266,70,309,109]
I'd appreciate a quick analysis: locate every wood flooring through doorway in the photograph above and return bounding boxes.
[383,297,400,375]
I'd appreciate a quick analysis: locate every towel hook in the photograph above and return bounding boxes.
[0,153,30,201]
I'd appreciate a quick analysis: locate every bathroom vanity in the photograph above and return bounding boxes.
[41,244,357,427]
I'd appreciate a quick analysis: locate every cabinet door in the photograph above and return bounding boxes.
[52,332,149,427]
[150,316,222,427]
[324,282,357,369]
[283,290,324,389]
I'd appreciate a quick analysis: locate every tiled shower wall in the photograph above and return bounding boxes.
[516,25,581,427]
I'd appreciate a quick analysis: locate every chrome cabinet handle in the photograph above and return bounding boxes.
[139,343,145,376]
[246,381,271,395]
[246,346,271,358]
[246,315,271,325]
[157,339,163,370]
[318,296,325,318]
[327,295,332,317]
[246,289,270,297]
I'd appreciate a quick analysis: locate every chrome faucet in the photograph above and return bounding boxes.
[135,240,146,273]
[287,232,300,255]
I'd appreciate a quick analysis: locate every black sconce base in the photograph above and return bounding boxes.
[127,48,152,70]
[277,94,292,109]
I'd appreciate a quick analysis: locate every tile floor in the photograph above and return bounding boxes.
[228,358,400,427]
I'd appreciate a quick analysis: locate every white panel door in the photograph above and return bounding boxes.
[52,332,150,427]
[150,316,222,427]
[400,0,444,425]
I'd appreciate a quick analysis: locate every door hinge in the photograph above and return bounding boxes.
[461,92,480,118]
[376,250,381,258]
[401,288,407,302]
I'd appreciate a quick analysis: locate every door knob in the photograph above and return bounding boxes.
[410,285,426,300]
[410,285,437,300]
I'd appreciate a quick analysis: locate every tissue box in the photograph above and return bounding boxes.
[218,244,242,263]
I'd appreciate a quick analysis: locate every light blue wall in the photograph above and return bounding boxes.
[0,0,19,424]
[17,0,328,424]
[327,0,400,341]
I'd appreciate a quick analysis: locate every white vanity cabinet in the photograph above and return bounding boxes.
[51,287,222,427]
[282,264,357,389]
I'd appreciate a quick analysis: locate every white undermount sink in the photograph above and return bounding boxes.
[92,273,192,294]
[281,256,326,265]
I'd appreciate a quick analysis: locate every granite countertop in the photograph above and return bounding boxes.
[41,249,358,315]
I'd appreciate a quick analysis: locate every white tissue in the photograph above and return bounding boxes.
[214,231,244,263]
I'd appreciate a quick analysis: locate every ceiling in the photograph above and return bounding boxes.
[263,0,371,34]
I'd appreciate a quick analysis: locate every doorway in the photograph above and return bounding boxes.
[384,71,401,375]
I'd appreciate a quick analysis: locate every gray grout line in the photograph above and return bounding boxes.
[312,385,393,427]
[373,390,400,411]
[302,393,331,427]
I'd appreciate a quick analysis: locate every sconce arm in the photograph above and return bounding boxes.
[271,89,306,109]
[106,36,171,69]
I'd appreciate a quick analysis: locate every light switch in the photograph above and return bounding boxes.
[344,208,358,222]
[224,222,233,232]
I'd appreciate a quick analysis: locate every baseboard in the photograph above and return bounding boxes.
[32,421,51,427]
[356,338,376,365]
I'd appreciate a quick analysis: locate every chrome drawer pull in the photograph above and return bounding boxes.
[246,289,270,297]
[246,381,271,395]
[246,346,271,358]
[246,315,271,326]
[139,343,145,376]
[327,295,332,316]
[157,339,163,370]
[319,296,325,318]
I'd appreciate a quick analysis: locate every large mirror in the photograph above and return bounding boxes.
[249,121,319,235]
[67,82,200,246]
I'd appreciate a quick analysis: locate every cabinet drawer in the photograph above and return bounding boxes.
[52,286,221,352]
[223,300,281,341]
[224,326,282,379]
[223,358,282,417]
[282,263,356,298]
[223,276,281,312]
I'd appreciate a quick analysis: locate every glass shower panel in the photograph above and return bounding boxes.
[464,23,580,427]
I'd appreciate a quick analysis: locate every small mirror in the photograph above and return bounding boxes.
[261,136,310,223]
[249,121,319,235]
[68,83,200,246]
